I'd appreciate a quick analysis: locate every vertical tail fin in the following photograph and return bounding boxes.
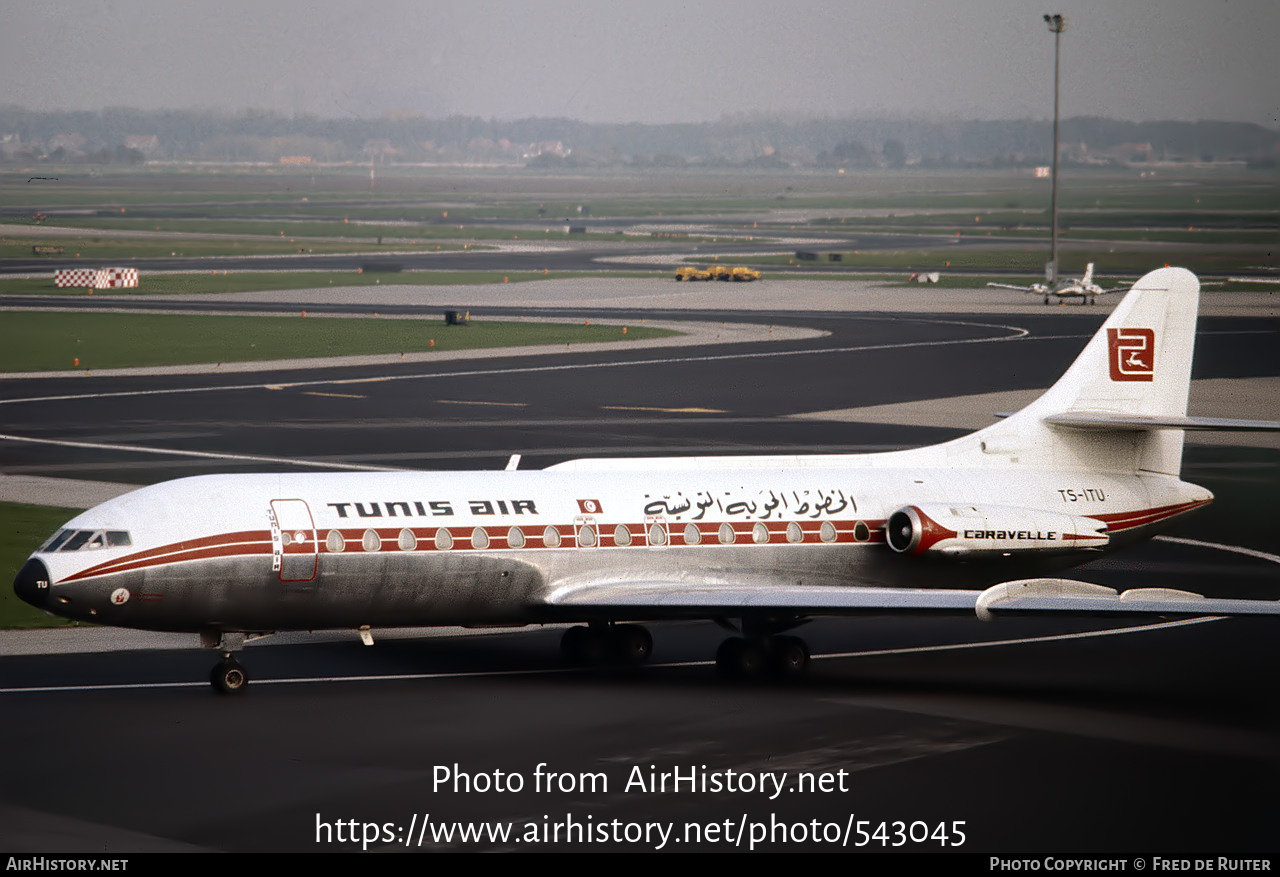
[1080,262,1095,285]
[971,266,1199,476]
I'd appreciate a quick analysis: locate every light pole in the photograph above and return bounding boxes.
[1044,13,1066,285]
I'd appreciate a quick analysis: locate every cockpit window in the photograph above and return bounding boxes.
[39,529,75,552]
[60,531,94,552]
[38,529,133,552]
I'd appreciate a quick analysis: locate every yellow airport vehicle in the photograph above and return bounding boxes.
[729,266,762,282]
[674,267,711,281]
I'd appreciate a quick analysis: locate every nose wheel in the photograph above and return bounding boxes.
[211,658,249,694]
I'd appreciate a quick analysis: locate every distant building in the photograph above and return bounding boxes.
[362,139,397,160]
[523,140,571,160]
[1105,142,1154,164]
[124,135,159,156]
[49,132,87,153]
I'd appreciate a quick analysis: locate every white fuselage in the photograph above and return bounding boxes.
[23,463,1209,634]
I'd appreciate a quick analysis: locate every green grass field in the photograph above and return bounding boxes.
[744,247,1275,275]
[0,502,83,628]
[0,234,488,260]
[0,311,678,372]
[10,215,681,244]
[0,270,659,296]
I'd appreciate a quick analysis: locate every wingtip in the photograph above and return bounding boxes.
[1129,266,1199,295]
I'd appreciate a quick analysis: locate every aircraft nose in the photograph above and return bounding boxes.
[13,558,51,609]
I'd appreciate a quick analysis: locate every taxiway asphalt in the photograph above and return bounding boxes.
[2,278,1278,854]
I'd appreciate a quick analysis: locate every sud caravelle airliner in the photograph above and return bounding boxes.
[14,267,1280,693]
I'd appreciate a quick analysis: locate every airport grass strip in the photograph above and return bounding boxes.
[0,271,659,296]
[0,234,482,260]
[0,311,677,372]
[742,248,1274,275]
[0,502,83,628]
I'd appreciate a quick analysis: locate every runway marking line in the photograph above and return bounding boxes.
[1153,534,1280,566]
[602,406,727,414]
[435,399,528,407]
[0,432,402,472]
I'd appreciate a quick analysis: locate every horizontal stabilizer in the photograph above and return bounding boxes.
[1042,413,1280,432]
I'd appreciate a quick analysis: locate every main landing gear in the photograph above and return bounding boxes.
[559,621,813,681]
[714,635,810,680]
[560,622,653,667]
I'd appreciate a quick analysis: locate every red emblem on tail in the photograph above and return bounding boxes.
[1107,328,1155,381]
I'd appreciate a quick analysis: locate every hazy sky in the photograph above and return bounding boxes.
[4,0,1276,126]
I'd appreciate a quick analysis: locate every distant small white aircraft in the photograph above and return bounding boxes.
[988,263,1124,305]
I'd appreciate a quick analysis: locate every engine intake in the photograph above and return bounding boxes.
[885,503,1108,557]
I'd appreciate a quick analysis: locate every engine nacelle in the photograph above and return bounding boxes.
[884,503,1108,557]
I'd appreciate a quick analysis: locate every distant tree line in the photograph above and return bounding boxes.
[0,106,1275,168]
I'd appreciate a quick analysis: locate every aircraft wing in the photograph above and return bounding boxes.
[543,578,1280,621]
[545,580,982,613]
[986,282,1034,292]
[975,579,1280,621]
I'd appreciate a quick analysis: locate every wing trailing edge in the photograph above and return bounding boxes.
[976,578,1280,621]
[544,580,982,612]
[542,577,1280,622]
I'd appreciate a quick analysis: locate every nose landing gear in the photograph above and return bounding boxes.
[211,658,249,695]
[201,630,271,694]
